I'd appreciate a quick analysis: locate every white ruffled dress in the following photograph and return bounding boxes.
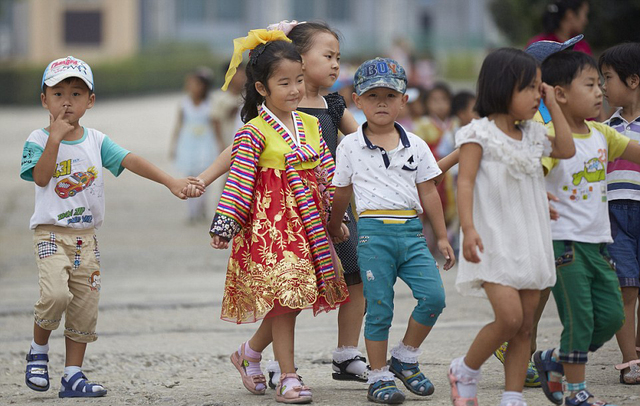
[455,118,556,297]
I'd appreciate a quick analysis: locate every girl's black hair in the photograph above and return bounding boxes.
[598,42,640,88]
[240,40,302,123]
[475,48,539,118]
[542,0,588,34]
[427,82,452,101]
[451,91,476,116]
[542,50,598,87]
[287,21,341,55]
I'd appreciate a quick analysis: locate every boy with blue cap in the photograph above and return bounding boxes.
[328,57,455,404]
[20,56,199,398]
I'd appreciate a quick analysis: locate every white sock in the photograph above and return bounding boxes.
[500,391,525,406]
[27,340,49,387]
[332,346,368,377]
[390,341,428,391]
[450,356,481,398]
[280,375,310,397]
[63,366,104,392]
[266,360,281,387]
[367,366,396,384]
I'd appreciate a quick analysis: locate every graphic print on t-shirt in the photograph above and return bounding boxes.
[54,163,97,199]
[565,155,607,202]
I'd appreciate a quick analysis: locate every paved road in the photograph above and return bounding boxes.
[0,95,636,405]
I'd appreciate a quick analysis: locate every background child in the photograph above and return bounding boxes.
[286,20,369,384]
[599,42,640,385]
[534,50,637,406]
[451,90,478,130]
[21,56,196,398]
[329,57,455,404]
[210,62,246,149]
[208,30,348,404]
[450,48,573,406]
[169,67,223,224]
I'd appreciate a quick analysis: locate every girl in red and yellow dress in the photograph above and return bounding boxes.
[209,29,348,404]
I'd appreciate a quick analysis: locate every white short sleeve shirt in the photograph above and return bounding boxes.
[333,122,441,215]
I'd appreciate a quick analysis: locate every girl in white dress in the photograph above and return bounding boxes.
[448,48,575,406]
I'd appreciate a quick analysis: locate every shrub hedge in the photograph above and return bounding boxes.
[0,43,224,105]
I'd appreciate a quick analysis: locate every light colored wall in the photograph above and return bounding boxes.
[27,0,139,63]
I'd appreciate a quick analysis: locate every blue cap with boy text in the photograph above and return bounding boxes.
[42,56,94,91]
[354,57,407,96]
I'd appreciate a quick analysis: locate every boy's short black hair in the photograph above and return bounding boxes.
[598,43,640,87]
[475,48,539,117]
[541,50,598,87]
[451,91,475,116]
[42,77,94,95]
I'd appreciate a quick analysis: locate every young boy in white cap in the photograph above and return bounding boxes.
[20,56,200,397]
[328,57,455,404]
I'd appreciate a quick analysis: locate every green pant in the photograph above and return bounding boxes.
[551,240,624,363]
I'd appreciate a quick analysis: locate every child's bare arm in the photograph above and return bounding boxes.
[543,83,575,159]
[619,140,640,164]
[33,109,74,186]
[328,185,353,241]
[432,148,460,186]
[168,108,183,160]
[339,109,359,135]
[121,153,200,199]
[417,180,455,270]
[457,143,484,263]
[184,145,233,198]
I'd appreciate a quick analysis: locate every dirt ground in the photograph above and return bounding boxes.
[0,95,637,405]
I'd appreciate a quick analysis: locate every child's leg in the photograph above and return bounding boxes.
[465,283,524,369]
[504,290,539,392]
[616,287,640,363]
[231,318,273,395]
[272,312,311,400]
[530,288,551,357]
[333,281,368,380]
[450,283,524,401]
[59,233,106,397]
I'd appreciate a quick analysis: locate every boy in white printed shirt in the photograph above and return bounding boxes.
[20,56,199,398]
[328,57,455,404]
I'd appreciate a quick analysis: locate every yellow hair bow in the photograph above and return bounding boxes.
[221,28,292,91]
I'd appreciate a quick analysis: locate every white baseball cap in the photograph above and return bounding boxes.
[42,56,94,91]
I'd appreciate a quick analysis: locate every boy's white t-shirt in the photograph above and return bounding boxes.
[332,122,441,215]
[21,127,130,230]
[542,121,629,243]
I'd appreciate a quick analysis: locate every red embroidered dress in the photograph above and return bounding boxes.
[210,105,348,324]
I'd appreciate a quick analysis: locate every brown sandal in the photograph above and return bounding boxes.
[230,343,267,395]
[275,373,312,404]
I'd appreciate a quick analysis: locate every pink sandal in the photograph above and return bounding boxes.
[615,359,640,384]
[230,343,267,395]
[275,373,312,404]
[448,369,478,406]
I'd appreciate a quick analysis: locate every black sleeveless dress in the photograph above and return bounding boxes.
[299,93,361,285]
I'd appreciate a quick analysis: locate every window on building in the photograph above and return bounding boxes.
[327,0,351,21]
[215,0,245,20]
[64,10,102,45]
[177,0,245,23]
[292,0,315,21]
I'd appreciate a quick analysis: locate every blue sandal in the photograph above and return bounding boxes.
[533,350,564,405]
[25,352,50,392]
[367,380,405,404]
[565,390,617,406]
[388,356,434,396]
[58,372,107,398]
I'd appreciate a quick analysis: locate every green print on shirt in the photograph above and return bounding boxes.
[572,157,605,186]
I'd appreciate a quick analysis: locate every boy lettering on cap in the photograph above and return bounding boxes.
[328,57,455,404]
[20,56,202,398]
